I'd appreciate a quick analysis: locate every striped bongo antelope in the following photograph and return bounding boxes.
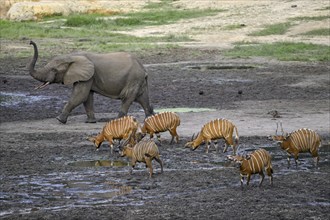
[271,122,322,167]
[120,140,163,177]
[88,116,139,153]
[140,111,180,144]
[184,118,239,154]
[227,148,273,188]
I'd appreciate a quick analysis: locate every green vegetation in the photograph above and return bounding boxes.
[316,6,330,11]
[223,24,246,30]
[64,6,223,29]
[301,28,330,36]
[0,0,328,62]
[65,14,106,27]
[225,42,330,61]
[0,0,222,56]
[119,8,223,28]
[143,0,176,10]
[243,14,330,61]
[249,15,329,36]
[289,15,330,21]
[249,22,293,36]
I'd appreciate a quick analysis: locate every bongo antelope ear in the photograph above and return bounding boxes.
[283,133,289,140]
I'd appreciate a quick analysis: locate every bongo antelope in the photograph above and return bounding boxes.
[88,116,139,153]
[271,122,321,167]
[120,140,163,177]
[185,118,239,154]
[227,148,273,188]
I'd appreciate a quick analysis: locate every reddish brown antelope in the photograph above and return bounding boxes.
[120,140,163,178]
[185,118,239,154]
[271,122,322,167]
[227,148,273,188]
[140,111,180,144]
[88,116,139,153]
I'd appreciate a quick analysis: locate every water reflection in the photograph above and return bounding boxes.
[0,92,50,107]
[156,107,216,113]
[68,160,129,167]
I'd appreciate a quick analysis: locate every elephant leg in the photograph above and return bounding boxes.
[83,91,96,123]
[118,97,135,118]
[136,91,154,117]
[57,80,93,124]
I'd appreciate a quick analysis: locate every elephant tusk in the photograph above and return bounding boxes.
[35,81,50,90]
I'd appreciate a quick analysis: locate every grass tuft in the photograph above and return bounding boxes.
[301,28,330,36]
[249,22,293,36]
[225,42,330,61]
[289,16,330,21]
[65,14,106,27]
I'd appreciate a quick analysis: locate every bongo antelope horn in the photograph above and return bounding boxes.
[280,122,284,136]
[191,133,195,141]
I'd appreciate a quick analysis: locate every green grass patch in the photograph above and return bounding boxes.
[289,15,330,21]
[0,7,223,37]
[249,22,293,36]
[249,15,330,36]
[316,6,330,11]
[118,8,223,28]
[223,24,246,30]
[65,14,106,27]
[143,0,175,10]
[0,3,223,56]
[301,28,330,36]
[225,42,330,61]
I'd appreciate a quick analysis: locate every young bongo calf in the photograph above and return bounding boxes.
[271,123,322,167]
[227,148,273,188]
[120,140,163,177]
[185,118,239,154]
[88,116,139,153]
[140,111,180,144]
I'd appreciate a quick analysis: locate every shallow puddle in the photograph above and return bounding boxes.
[68,160,129,168]
[0,171,133,217]
[0,92,50,107]
[1,145,328,218]
[155,107,216,113]
[186,64,256,70]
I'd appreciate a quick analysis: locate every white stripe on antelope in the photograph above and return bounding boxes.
[184,118,239,154]
[140,111,180,144]
[120,140,163,177]
[227,148,273,188]
[271,122,322,167]
[87,116,139,153]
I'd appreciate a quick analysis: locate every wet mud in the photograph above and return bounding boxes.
[0,48,329,219]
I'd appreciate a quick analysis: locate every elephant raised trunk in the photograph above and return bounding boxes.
[28,41,38,74]
[28,41,51,89]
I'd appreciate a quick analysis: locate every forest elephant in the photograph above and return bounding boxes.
[28,41,154,124]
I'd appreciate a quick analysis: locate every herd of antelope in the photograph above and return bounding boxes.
[87,111,322,187]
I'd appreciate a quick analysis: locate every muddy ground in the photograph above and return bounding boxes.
[0,47,329,219]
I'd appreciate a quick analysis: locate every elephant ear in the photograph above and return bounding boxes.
[63,56,94,85]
